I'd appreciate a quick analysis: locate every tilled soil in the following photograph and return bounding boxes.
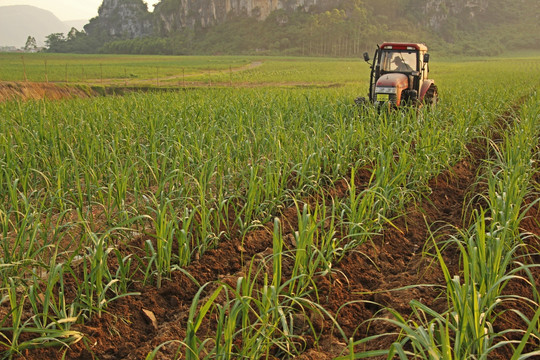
[19,128,538,360]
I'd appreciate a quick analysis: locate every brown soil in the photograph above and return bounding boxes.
[0,82,96,102]
[13,133,537,360]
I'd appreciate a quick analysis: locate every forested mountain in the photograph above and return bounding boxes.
[47,0,540,56]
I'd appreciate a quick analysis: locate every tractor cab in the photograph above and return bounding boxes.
[360,42,437,107]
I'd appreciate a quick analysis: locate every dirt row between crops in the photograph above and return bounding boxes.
[21,107,540,359]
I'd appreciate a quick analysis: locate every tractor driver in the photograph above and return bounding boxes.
[393,57,413,72]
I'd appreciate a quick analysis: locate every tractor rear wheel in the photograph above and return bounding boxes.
[424,85,438,106]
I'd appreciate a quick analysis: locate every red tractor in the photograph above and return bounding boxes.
[356,42,438,108]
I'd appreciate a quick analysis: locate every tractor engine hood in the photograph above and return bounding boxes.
[374,73,409,106]
[376,73,409,90]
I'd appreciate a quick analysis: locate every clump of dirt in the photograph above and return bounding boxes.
[0,82,96,102]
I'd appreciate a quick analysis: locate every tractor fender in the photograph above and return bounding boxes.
[419,80,435,101]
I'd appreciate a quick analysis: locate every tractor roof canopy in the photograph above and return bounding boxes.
[380,42,428,52]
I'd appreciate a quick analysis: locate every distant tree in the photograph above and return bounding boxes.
[67,27,82,40]
[24,36,37,52]
[45,33,67,52]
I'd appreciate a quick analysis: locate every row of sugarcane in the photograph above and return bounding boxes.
[0,60,539,358]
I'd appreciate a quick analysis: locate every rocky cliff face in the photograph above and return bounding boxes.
[422,0,489,30]
[86,0,496,39]
[85,0,153,38]
[153,0,333,34]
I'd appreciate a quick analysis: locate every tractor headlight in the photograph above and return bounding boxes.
[375,86,397,94]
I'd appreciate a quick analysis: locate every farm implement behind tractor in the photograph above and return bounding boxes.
[356,42,438,108]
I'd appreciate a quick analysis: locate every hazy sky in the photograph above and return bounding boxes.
[0,0,160,21]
